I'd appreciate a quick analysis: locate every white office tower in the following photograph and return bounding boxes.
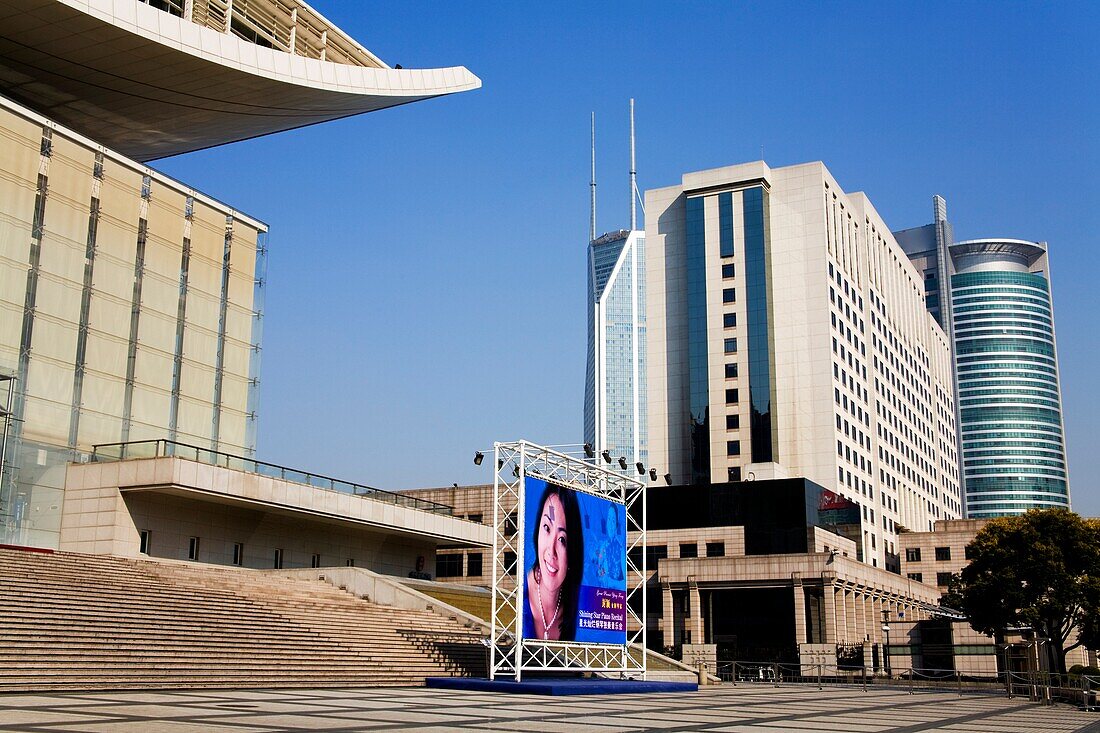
[583,106,646,467]
[645,161,962,570]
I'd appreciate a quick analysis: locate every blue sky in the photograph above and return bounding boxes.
[154,1,1100,516]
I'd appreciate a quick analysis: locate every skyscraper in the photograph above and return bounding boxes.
[584,229,647,466]
[645,161,962,569]
[0,0,479,548]
[583,105,646,467]
[896,201,1070,518]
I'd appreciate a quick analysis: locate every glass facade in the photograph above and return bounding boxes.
[584,231,647,467]
[951,269,1068,517]
[743,187,776,464]
[685,197,710,483]
[0,98,266,548]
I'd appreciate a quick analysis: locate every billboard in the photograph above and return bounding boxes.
[521,476,627,645]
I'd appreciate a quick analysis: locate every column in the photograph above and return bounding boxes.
[836,586,847,644]
[824,581,837,645]
[661,581,674,651]
[687,580,703,645]
[792,574,807,646]
[846,588,859,643]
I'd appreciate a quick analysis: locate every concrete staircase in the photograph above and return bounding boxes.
[0,546,486,691]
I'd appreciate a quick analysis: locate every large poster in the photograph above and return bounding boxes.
[521,477,627,645]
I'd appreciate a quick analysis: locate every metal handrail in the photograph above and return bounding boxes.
[90,439,453,515]
[713,659,1100,709]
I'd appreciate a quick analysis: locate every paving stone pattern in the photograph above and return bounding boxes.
[0,684,1097,732]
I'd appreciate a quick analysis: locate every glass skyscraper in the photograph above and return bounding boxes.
[896,201,1070,518]
[584,229,647,467]
[951,240,1070,517]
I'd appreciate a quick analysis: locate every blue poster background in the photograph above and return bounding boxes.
[522,477,627,645]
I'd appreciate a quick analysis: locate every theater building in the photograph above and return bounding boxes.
[0,0,480,558]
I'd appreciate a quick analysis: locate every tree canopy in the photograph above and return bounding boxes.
[953,509,1100,673]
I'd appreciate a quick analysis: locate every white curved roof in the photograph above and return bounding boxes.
[0,0,481,160]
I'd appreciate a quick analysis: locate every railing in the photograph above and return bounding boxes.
[714,661,1099,710]
[91,439,453,516]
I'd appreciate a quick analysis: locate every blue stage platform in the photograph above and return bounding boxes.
[425,677,697,696]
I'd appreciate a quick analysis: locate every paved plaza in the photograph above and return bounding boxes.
[0,684,1097,733]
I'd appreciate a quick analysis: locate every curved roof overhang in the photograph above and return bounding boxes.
[0,0,480,161]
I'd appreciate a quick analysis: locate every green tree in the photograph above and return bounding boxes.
[954,509,1100,674]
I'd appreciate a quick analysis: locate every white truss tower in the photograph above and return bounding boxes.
[489,440,646,681]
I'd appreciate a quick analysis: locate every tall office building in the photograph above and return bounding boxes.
[0,0,479,548]
[896,201,1070,517]
[584,229,647,466]
[645,161,962,569]
[583,105,646,467]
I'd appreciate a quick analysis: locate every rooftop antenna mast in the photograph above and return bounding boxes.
[629,99,637,231]
[590,112,597,243]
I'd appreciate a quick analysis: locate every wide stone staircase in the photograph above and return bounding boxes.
[0,546,486,691]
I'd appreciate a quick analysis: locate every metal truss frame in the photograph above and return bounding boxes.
[489,439,646,681]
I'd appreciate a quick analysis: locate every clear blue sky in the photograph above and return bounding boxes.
[155,1,1100,516]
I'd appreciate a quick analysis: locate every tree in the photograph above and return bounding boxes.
[953,509,1100,674]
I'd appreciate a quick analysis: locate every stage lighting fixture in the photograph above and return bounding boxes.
[584,443,594,459]
[601,450,612,464]
[636,462,645,475]
[512,464,520,478]
[618,456,628,470]
[664,473,672,485]
[497,458,504,470]
[473,451,484,466]
[649,468,657,481]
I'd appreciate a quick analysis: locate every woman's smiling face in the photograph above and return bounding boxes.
[538,493,569,594]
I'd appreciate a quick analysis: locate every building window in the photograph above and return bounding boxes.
[273,548,284,569]
[905,548,921,563]
[964,545,975,560]
[723,313,737,328]
[139,530,150,555]
[723,288,736,303]
[727,466,741,482]
[726,388,739,404]
[436,554,462,577]
[706,542,725,558]
[679,543,698,559]
[466,551,483,577]
[935,547,951,562]
[311,553,321,568]
[726,414,740,430]
[719,191,734,257]
[726,440,740,456]
[645,545,668,569]
[722,263,735,279]
[725,363,738,379]
[628,546,643,570]
[188,537,199,561]
[232,542,243,567]
[724,337,737,353]
[936,572,953,587]
[504,551,517,573]
[907,572,923,582]
[467,513,483,524]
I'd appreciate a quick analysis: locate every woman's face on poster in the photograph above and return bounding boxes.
[538,492,569,595]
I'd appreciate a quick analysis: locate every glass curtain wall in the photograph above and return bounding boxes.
[0,99,266,548]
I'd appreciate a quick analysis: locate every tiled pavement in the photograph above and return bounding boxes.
[0,684,1096,732]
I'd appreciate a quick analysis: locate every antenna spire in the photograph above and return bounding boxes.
[590,112,597,243]
[629,99,637,231]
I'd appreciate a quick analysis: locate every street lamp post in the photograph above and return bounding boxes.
[881,609,891,677]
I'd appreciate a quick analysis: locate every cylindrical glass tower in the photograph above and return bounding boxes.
[949,239,1070,517]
